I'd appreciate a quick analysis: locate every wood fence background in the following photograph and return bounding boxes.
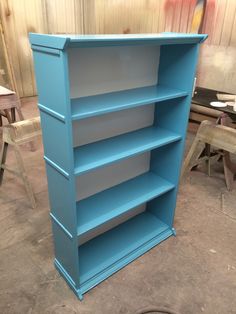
[0,0,236,97]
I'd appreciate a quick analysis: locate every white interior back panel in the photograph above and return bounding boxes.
[71,45,158,241]
[73,104,154,147]
[79,204,146,245]
[68,45,160,98]
[76,152,150,201]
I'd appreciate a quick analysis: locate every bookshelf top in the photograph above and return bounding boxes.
[29,32,207,50]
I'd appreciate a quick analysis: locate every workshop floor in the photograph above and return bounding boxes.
[0,97,235,314]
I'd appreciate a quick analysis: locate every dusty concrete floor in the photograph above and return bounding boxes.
[0,97,235,314]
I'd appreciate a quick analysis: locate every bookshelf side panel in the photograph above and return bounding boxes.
[153,44,200,181]
[32,49,68,115]
[31,47,80,286]
[150,44,200,227]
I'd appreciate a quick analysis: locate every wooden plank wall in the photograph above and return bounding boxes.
[0,21,12,89]
[0,0,235,97]
[0,0,47,97]
[0,0,84,97]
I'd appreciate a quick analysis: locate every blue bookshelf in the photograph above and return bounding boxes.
[30,32,207,300]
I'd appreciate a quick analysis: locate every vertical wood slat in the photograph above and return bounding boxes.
[83,0,167,35]
[201,0,216,44]
[172,0,183,32]
[230,8,236,46]
[220,0,236,47]
[164,0,175,32]
[179,0,191,33]
[211,0,228,46]
[0,0,84,97]
[0,0,24,96]
[0,19,18,92]
[0,0,47,97]
[186,0,197,33]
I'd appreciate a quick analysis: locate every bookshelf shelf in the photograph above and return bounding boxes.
[71,85,188,120]
[74,126,181,175]
[79,212,171,286]
[76,172,175,237]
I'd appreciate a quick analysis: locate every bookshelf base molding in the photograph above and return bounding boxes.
[54,259,84,301]
[55,225,175,300]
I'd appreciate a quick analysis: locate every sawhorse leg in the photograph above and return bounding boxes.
[181,136,205,177]
[13,145,36,208]
[15,106,36,152]
[0,141,36,208]
[0,142,8,185]
[223,152,236,191]
[218,113,236,190]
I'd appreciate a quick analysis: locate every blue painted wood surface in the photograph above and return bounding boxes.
[77,172,175,236]
[71,85,188,120]
[31,46,80,288]
[29,33,207,49]
[79,212,170,284]
[74,126,181,175]
[29,32,207,300]
[149,44,201,229]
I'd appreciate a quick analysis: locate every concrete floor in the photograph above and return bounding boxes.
[0,97,235,314]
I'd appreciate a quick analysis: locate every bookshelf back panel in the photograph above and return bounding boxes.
[76,152,150,201]
[68,45,160,98]
[73,105,154,147]
[79,204,146,245]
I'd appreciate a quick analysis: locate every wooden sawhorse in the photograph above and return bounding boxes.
[0,117,41,208]
[0,92,24,125]
[182,120,236,190]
